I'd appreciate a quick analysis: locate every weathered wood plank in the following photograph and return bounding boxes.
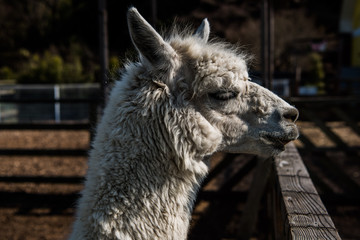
[273,142,341,239]
[281,191,328,215]
[278,176,318,194]
[274,147,310,178]
[288,213,337,229]
[288,227,341,240]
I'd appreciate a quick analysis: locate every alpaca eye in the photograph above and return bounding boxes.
[209,91,239,101]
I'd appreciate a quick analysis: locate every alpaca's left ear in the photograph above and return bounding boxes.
[194,18,210,43]
[127,7,177,67]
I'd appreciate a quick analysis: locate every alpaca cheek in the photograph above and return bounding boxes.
[194,114,222,154]
[169,114,221,173]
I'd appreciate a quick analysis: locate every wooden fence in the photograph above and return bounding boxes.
[187,144,342,239]
[269,143,341,239]
[0,97,98,213]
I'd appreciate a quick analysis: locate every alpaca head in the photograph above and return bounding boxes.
[126,8,298,164]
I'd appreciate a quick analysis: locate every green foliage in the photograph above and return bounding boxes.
[0,0,98,84]
[62,56,83,83]
[0,66,15,79]
[18,51,61,83]
[17,48,96,84]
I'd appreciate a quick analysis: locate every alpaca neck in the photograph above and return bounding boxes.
[75,118,207,239]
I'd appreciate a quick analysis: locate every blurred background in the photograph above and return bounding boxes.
[0,0,359,239]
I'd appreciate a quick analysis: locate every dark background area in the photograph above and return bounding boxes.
[0,0,347,90]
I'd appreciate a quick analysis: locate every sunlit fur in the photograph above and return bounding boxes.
[69,7,298,240]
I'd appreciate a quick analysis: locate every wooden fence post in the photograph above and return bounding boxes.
[271,143,341,239]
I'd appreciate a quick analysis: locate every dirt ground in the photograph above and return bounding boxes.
[0,130,89,240]
[0,121,360,239]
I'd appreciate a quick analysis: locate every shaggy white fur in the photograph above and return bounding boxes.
[69,7,299,240]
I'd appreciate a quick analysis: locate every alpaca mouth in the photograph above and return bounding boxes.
[262,135,293,150]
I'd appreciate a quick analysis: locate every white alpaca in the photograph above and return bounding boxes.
[69,8,299,240]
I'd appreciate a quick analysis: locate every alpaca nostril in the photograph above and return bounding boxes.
[283,108,299,122]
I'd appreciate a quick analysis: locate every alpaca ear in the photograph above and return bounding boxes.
[194,18,210,42]
[127,7,177,66]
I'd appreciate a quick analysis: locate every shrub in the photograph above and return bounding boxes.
[17,48,96,84]
[18,51,63,84]
[0,66,15,80]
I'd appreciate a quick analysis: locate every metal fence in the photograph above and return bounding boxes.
[0,84,100,123]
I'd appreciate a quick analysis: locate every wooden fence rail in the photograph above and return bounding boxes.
[269,143,341,239]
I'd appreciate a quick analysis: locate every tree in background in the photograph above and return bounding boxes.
[0,0,97,84]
